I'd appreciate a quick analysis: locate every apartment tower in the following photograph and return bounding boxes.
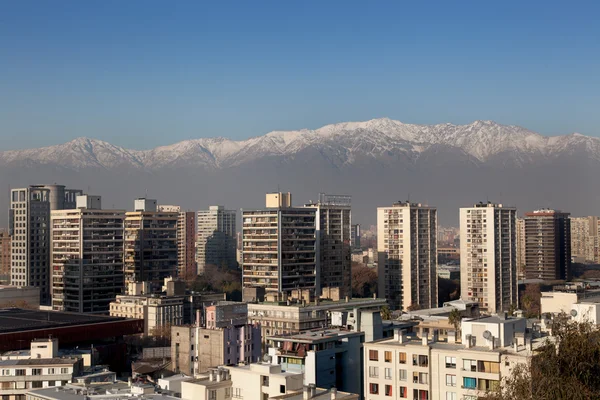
[516,218,526,279]
[376,201,438,311]
[460,202,518,313]
[9,185,82,304]
[570,216,599,264]
[159,205,197,279]
[51,195,125,313]
[124,199,178,293]
[242,193,317,294]
[196,206,237,274]
[524,209,571,280]
[305,193,352,298]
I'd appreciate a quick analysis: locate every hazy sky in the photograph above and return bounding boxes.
[1,1,599,150]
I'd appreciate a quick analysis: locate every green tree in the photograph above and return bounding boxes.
[380,305,392,320]
[448,308,462,333]
[484,314,600,400]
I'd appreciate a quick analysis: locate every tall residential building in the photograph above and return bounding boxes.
[304,194,352,298]
[460,202,518,314]
[196,206,237,274]
[9,185,82,304]
[524,209,571,280]
[50,195,125,314]
[351,224,361,249]
[571,216,599,263]
[377,202,438,311]
[0,230,10,281]
[242,193,317,294]
[159,205,197,279]
[124,199,178,293]
[516,218,526,279]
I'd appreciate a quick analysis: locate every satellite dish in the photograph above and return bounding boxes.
[570,309,578,317]
[482,330,492,340]
[263,354,272,363]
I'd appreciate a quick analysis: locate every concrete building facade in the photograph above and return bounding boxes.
[304,194,352,298]
[50,197,125,314]
[377,202,438,311]
[0,230,10,282]
[158,206,197,280]
[196,206,237,274]
[10,185,82,305]
[524,209,571,280]
[460,203,518,314]
[267,329,364,397]
[516,218,525,279]
[570,216,599,264]
[124,199,178,293]
[242,193,317,294]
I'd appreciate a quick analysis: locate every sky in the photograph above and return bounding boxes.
[1,1,599,150]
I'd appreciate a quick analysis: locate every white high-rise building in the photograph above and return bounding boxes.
[50,195,125,313]
[377,202,438,311]
[460,202,518,314]
[9,185,82,305]
[196,206,237,274]
[242,193,317,294]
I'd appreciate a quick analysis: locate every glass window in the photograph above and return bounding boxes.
[368,366,379,378]
[385,385,392,396]
[446,393,457,400]
[369,350,378,361]
[384,351,392,362]
[398,352,406,364]
[399,387,407,398]
[384,368,392,379]
[446,374,457,387]
[445,356,456,369]
[463,359,477,372]
[399,369,407,381]
[369,384,379,395]
[463,377,477,389]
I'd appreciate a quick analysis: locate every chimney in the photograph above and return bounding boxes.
[331,387,337,400]
[196,310,201,327]
[465,334,472,348]
[432,329,438,343]
[488,336,495,350]
[422,333,429,346]
[513,341,518,352]
[345,296,349,303]
[373,293,376,299]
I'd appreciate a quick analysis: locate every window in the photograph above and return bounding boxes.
[413,389,428,400]
[48,381,55,387]
[478,379,500,391]
[233,388,243,398]
[369,350,379,361]
[463,359,477,372]
[31,382,42,389]
[445,356,456,369]
[478,361,500,373]
[445,374,457,387]
[262,376,269,387]
[399,369,407,381]
[1,370,10,376]
[384,368,392,380]
[399,387,407,398]
[280,385,285,394]
[47,368,55,374]
[209,390,217,400]
[463,377,476,389]
[369,383,379,395]
[15,369,25,376]
[398,352,406,364]
[225,388,231,398]
[384,385,392,396]
[384,351,392,362]
[413,354,428,367]
[368,366,379,378]
[446,392,457,400]
[60,368,69,374]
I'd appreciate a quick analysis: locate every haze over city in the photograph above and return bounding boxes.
[1,2,600,400]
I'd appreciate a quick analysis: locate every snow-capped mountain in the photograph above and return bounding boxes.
[1,118,599,170]
[1,118,599,227]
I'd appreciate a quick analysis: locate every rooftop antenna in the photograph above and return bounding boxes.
[145,188,148,198]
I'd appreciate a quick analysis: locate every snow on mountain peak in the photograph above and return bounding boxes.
[1,119,598,170]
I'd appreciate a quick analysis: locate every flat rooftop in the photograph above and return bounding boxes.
[267,328,363,343]
[250,297,387,309]
[0,309,131,334]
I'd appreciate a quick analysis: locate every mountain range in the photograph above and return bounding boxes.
[1,118,598,226]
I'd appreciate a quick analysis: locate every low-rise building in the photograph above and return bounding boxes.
[26,381,178,400]
[363,315,540,400]
[248,296,387,344]
[226,363,303,400]
[267,329,364,397]
[171,302,261,375]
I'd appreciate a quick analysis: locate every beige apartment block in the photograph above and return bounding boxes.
[242,193,317,294]
[196,206,237,274]
[159,206,197,279]
[570,216,599,263]
[516,218,525,279]
[460,203,518,314]
[50,197,125,314]
[377,202,438,311]
[124,199,178,292]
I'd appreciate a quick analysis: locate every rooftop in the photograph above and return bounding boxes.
[249,297,387,310]
[0,357,80,366]
[267,328,363,343]
[0,308,132,334]
[27,382,178,400]
[271,387,358,400]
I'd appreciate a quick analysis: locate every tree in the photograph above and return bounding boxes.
[351,263,378,298]
[448,308,462,333]
[380,305,392,320]
[407,303,421,312]
[484,315,600,400]
[520,284,541,318]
